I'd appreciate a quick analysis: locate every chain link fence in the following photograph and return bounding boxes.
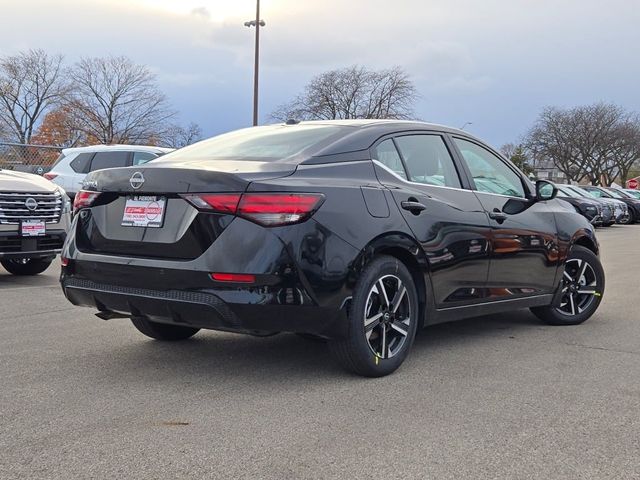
[0,142,63,175]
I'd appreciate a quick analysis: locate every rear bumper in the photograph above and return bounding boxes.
[61,276,348,338]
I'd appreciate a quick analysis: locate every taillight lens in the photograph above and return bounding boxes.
[238,193,324,226]
[182,193,324,227]
[43,173,58,181]
[182,194,241,213]
[73,190,101,213]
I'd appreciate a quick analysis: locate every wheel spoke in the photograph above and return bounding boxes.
[563,271,573,282]
[577,289,597,295]
[380,325,387,358]
[365,312,383,331]
[576,260,588,282]
[569,293,576,316]
[391,285,407,313]
[389,320,408,337]
[377,279,390,307]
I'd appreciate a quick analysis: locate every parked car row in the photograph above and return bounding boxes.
[554,183,640,226]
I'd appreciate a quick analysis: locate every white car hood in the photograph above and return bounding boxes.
[0,169,58,193]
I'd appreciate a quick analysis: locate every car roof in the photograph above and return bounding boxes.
[61,144,174,155]
[277,119,485,161]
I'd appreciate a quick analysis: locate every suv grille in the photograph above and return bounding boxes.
[0,192,63,225]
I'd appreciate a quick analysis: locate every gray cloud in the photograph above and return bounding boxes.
[0,0,639,146]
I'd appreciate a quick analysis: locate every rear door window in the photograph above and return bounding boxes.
[394,135,461,188]
[70,153,94,173]
[372,139,407,179]
[89,151,131,172]
[132,151,158,166]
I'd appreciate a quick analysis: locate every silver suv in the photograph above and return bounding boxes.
[0,169,71,275]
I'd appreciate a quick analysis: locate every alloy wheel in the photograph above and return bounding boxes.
[363,274,412,358]
[556,258,600,316]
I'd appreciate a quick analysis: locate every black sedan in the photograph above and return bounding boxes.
[582,185,636,224]
[554,184,605,226]
[602,187,640,223]
[61,120,605,377]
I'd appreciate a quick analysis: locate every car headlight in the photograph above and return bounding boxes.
[56,187,71,213]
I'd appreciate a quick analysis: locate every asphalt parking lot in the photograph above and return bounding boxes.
[1,226,639,479]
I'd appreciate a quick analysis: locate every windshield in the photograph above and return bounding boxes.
[583,187,611,199]
[156,125,346,162]
[624,189,640,199]
[606,188,627,199]
[556,186,582,199]
[567,186,595,198]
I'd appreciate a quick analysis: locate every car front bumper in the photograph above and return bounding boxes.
[0,230,66,259]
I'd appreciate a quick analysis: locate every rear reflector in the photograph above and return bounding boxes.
[43,173,58,181]
[182,192,324,227]
[73,190,101,213]
[60,256,69,267]
[211,273,256,283]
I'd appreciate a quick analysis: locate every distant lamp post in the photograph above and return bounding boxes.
[460,122,473,130]
[244,0,265,127]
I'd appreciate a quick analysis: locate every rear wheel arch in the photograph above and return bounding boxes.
[353,233,431,330]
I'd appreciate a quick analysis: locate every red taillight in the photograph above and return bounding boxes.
[60,256,69,267]
[73,190,101,213]
[211,273,256,283]
[182,193,324,227]
[182,194,241,213]
[43,173,58,181]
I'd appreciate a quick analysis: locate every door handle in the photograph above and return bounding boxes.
[489,208,508,222]
[401,201,426,214]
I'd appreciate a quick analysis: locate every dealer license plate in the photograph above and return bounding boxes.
[121,196,166,228]
[21,220,46,237]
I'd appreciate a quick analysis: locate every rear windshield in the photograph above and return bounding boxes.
[156,125,345,162]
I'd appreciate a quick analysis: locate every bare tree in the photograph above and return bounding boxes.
[67,56,175,144]
[0,49,67,144]
[526,103,640,185]
[500,143,534,176]
[270,66,420,122]
[159,122,203,148]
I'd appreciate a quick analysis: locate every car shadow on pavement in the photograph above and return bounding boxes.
[0,271,58,289]
[85,309,543,385]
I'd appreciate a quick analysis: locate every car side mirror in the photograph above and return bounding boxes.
[535,180,557,201]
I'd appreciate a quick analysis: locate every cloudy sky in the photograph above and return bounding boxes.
[1,0,639,146]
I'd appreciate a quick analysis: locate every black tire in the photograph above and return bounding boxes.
[329,255,419,377]
[130,317,200,341]
[531,246,604,325]
[628,209,637,224]
[1,257,52,276]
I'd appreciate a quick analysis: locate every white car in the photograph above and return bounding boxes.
[44,145,173,197]
[0,169,71,275]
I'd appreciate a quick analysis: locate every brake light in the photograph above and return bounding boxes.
[73,190,101,212]
[182,193,324,227]
[182,194,241,213]
[60,256,69,267]
[238,193,324,226]
[43,173,58,181]
[211,273,256,283]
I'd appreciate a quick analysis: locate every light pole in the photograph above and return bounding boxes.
[244,0,265,127]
